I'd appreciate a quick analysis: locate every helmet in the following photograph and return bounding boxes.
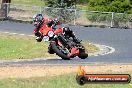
[33,13,43,27]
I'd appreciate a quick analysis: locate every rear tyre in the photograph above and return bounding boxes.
[51,42,70,60]
[78,50,88,59]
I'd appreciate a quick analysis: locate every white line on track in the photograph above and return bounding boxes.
[89,44,115,57]
[0,31,34,37]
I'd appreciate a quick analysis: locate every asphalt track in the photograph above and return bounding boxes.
[0,21,132,65]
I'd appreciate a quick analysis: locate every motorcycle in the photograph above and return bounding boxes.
[39,24,88,60]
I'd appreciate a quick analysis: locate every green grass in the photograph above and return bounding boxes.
[0,33,56,60]
[77,4,88,10]
[83,42,99,53]
[11,0,45,6]
[0,33,99,60]
[0,73,131,88]
[11,0,88,10]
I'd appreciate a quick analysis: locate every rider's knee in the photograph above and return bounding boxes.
[63,27,73,35]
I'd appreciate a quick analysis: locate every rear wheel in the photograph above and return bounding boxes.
[78,49,88,59]
[51,42,70,60]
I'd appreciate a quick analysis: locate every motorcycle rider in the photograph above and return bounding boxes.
[33,13,60,42]
[32,13,80,43]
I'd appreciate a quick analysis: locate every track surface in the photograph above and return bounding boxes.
[0,21,132,65]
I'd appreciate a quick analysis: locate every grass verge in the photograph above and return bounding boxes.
[11,0,45,6]
[0,72,131,88]
[0,33,99,60]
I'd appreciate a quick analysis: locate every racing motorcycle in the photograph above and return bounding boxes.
[39,24,88,60]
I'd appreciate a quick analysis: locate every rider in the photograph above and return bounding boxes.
[32,13,80,43]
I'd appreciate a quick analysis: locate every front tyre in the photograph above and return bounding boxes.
[51,42,70,60]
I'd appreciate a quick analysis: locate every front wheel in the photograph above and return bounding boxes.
[51,42,70,60]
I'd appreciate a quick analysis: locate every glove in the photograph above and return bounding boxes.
[53,18,60,25]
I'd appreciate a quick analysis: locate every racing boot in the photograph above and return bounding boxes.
[72,36,82,44]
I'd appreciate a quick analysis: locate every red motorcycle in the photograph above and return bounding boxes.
[39,24,88,60]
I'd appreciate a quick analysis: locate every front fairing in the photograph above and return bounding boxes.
[39,24,53,36]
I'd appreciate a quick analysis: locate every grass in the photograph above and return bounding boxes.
[0,72,131,88]
[82,42,99,53]
[0,33,56,60]
[11,0,45,6]
[0,33,99,60]
[77,4,88,10]
[11,0,88,10]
